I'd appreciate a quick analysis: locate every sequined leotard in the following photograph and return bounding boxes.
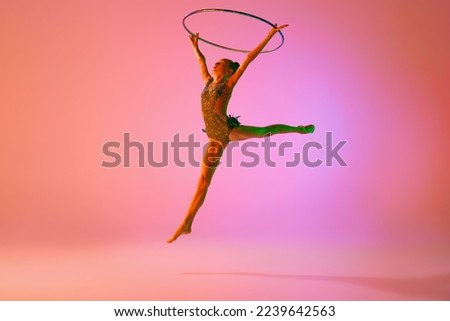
[201,78,240,144]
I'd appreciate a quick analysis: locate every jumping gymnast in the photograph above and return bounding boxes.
[167,24,314,243]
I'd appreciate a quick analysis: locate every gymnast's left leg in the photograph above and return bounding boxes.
[167,141,225,243]
[229,123,314,141]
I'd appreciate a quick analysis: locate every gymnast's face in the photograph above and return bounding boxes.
[212,59,233,77]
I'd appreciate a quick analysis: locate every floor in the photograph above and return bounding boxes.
[1,239,449,301]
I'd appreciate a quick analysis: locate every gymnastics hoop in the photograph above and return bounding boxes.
[182,8,285,53]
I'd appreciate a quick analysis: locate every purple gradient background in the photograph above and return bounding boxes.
[1,0,449,300]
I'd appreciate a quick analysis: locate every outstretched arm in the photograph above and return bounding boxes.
[190,33,212,84]
[228,24,288,87]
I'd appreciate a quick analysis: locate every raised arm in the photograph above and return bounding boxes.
[228,24,288,87]
[190,33,212,84]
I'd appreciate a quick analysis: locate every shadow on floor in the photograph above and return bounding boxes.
[182,271,450,300]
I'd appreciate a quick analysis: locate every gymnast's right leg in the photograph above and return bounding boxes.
[229,124,315,141]
[167,141,225,243]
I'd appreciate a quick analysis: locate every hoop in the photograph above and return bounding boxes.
[182,8,285,53]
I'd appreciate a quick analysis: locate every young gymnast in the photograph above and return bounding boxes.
[168,25,314,243]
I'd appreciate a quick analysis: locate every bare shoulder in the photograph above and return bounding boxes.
[225,78,237,90]
[204,76,213,86]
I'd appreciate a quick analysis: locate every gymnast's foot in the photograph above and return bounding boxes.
[167,223,192,243]
[298,124,315,134]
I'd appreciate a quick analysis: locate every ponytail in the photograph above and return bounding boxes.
[230,61,240,75]
[223,59,240,75]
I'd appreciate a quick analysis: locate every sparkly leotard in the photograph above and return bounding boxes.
[201,78,240,144]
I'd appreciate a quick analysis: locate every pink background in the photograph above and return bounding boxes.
[1,0,449,300]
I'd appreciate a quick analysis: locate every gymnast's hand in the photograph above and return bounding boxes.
[269,24,288,36]
[189,32,199,48]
